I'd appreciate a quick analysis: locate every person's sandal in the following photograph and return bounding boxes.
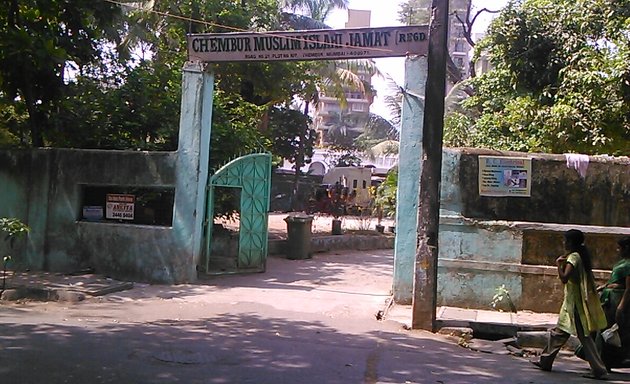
[530,359,552,372]
[582,372,609,380]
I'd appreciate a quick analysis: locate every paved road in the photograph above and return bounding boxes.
[1,250,628,383]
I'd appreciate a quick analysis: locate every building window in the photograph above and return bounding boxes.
[351,103,365,112]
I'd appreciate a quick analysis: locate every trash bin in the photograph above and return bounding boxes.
[284,214,313,260]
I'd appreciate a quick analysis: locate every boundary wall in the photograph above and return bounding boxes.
[0,63,213,283]
[437,148,629,312]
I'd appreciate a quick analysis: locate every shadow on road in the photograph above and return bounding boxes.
[0,311,607,384]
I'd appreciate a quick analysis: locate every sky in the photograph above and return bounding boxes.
[325,0,510,119]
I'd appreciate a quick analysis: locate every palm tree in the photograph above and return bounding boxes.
[280,0,384,210]
[281,0,350,22]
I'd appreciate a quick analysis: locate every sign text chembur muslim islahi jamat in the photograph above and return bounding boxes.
[187,26,429,62]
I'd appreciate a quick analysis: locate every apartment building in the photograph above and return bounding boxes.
[312,9,374,148]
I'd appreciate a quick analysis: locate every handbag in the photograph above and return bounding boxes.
[601,323,622,347]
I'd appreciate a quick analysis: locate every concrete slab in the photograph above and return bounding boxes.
[440,306,482,322]
[1,271,133,301]
[475,309,515,324]
[387,304,557,338]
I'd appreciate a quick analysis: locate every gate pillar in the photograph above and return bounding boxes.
[174,62,214,281]
[393,56,428,303]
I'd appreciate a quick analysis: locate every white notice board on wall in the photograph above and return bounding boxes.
[106,194,135,220]
[478,156,532,197]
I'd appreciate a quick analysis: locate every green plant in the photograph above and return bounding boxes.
[354,207,373,231]
[373,167,398,221]
[490,284,517,313]
[1,218,29,292]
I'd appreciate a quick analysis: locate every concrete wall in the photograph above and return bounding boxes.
[0,63,213,284]
[436,148,630,312]
[0,149,183,281]
[454,148,630,226]
[269,172,323,212]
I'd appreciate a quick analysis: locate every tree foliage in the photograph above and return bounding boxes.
[209,90,268,170]
[0,0,121,147]
[354,114,398,151]
[266,106,315,167]
[334,152,362,167]
[281,0,348,22]
[397,0,488,82]
[51,58,183,150]
[0,1,316,153]
[446,0,630,155]
[374,167,398,219]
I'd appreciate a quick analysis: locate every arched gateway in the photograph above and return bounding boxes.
[186,21,440,329]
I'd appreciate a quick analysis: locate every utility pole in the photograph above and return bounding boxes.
[412,0,448,331]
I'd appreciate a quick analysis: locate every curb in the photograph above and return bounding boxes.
[0,281,134,302]
[269,233,394,256]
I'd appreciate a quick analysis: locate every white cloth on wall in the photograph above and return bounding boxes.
[564,153,590,178]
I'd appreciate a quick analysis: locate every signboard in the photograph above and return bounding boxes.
[187,25,429,62]
[82,206,103,222]
[478,156,532,197]
[106,194,135,220]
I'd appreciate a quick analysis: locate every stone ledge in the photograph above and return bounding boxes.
[269,233,394,256]
[0,278,134,302]
[439,258,611,280]
[440,215,630,236]
[1,287,85,302]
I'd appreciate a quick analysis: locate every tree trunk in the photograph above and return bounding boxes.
[23,85,45,147]
[291,102,310,212]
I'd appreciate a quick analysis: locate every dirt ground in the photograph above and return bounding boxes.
[217,212,396,240]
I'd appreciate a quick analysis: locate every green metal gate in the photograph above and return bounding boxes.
[204,153,272,273]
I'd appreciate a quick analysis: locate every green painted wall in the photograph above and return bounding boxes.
[393,147,630,310]
[0,63,214,283]
[0,149,179,280]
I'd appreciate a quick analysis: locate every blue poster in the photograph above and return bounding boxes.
[478,156,532,197]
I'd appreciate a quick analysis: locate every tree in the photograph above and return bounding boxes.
[266,106,316,168]
[451,1,500,79]
[457,0,630,155]
[324,111,364,148]
[279,0,378,210]
[0,0,121,147]
[281,0,349,22]
[352,113,398,152]
[397,0,499,82]
[0,100,26,147]
[51,58,183,150]
[334,152,362,167]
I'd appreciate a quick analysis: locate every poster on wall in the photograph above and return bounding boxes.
[106,194,135,220]
[478,156,532,197]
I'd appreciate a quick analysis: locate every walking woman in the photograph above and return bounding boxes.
[531,229,608,379]
[597,236,630,369]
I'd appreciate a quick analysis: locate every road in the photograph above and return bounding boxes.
[1,249,627,383]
